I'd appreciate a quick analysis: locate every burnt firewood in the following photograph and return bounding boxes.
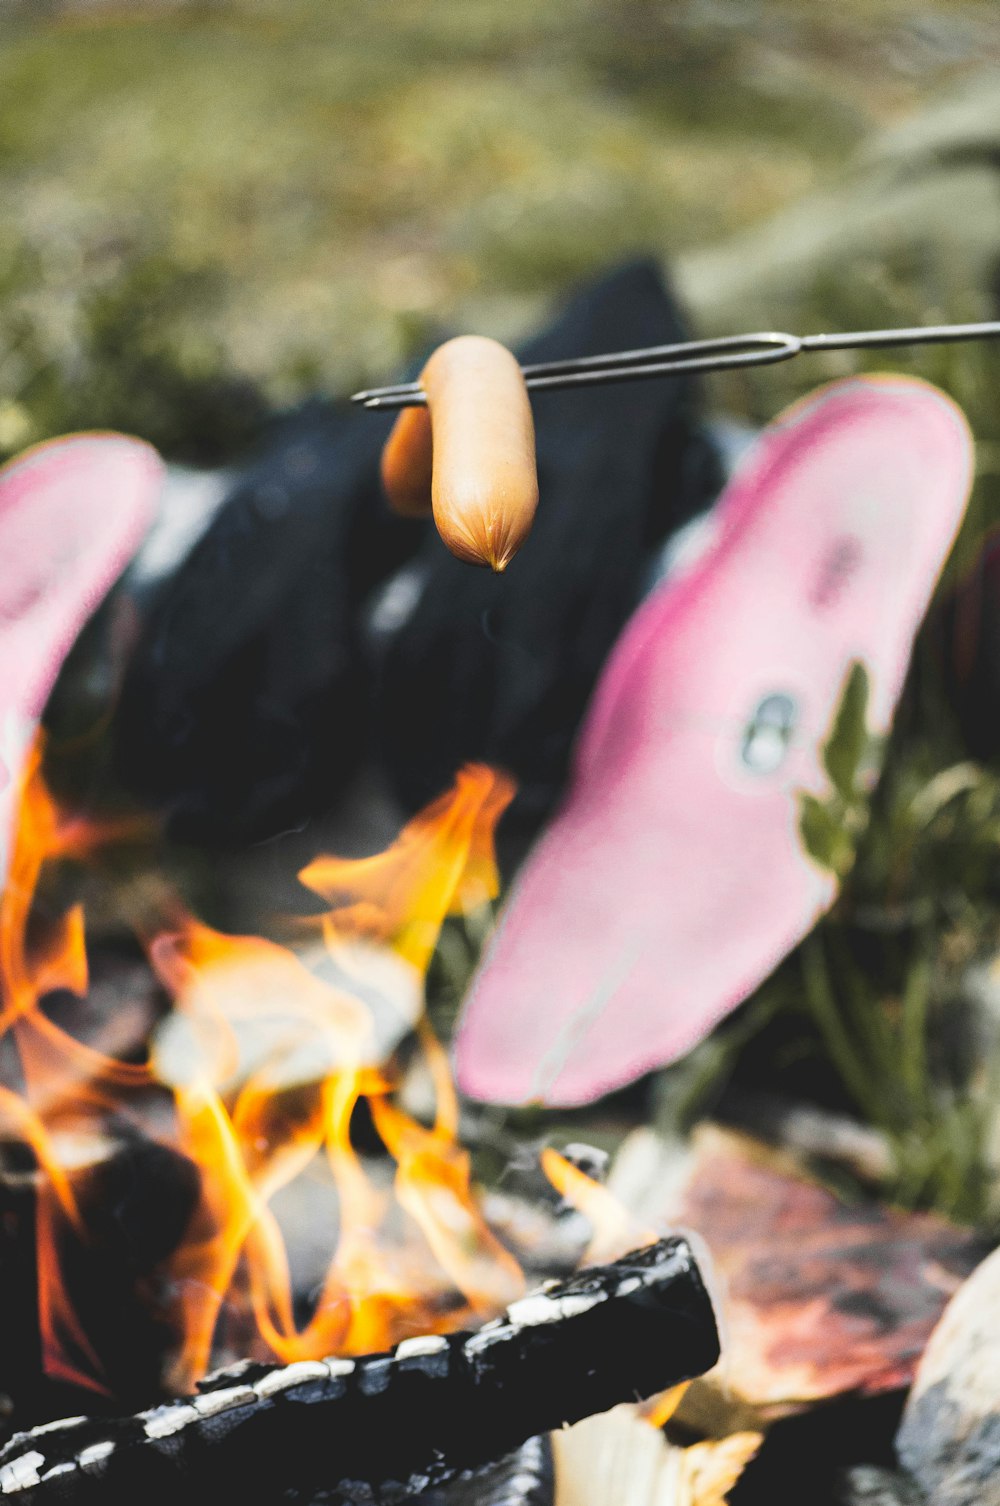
[0,1236,718,1505]
[419,1436,553,1506]
[0,1129,200,1430]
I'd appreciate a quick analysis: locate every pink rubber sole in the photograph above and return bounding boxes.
[455,377,974,1106]
[0,433,162,868]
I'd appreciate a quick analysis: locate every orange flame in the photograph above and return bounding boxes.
[0,740,521,1396]
[541,1146,687,1433]
[299,763,514,972]
[0,740,153,1391]
[541,1147,653,1267]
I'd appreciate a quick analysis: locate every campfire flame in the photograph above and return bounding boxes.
[541,1147,651,1267]
[0,741,523,1397]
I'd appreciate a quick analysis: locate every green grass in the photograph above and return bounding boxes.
[2,0,994,456]
[795,665,1000,1223]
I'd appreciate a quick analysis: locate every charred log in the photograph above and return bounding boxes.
[0,1129,200,1431]
[0,1236,718,1505]
[421,1436,553,1506]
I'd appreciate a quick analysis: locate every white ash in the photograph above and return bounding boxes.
[141,1403,199,1440]
[393,1336,448,1361]
[76,1442,114,1470]
[191,1386,256,1418]
[0,1451,45,1493]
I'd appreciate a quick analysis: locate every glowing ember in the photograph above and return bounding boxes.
[0,740,520,1398]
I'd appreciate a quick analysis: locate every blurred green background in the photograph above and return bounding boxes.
[2,0,999,461]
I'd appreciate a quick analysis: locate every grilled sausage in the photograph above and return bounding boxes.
[379,404,434,519]
[381,336,538,572]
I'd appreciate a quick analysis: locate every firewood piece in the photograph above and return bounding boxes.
[609,1127,983,1433]
[0,1237,719,1505]
[422,1435,553,1506]
[715,1094,895,1188]
[550,1404,760,1506]
[895,1244,1000,1506]
[0,1131,200,1426]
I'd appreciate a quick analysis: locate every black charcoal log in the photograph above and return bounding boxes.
[0,1236,718,1506]
[419,1436,552,1506]
[0,1130,200,1429]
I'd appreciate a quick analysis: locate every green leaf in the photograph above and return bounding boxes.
[823,660,871,801]
[798,792,855,877]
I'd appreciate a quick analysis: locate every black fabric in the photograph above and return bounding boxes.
[375,258,723,829]
[113,258,722,845]
[113,399,423,842]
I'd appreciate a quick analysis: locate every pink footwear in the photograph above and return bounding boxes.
[0,434,163,873]
[455,377,974,1106]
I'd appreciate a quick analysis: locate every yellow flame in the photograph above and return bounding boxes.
[0,740,522,1395]
[541,1146,652,1266]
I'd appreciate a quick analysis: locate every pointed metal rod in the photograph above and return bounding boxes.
[351,320,1000,410]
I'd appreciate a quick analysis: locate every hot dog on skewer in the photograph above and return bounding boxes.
[380,335,538,572]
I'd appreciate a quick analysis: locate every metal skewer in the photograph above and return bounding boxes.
[351,320,1000,410]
